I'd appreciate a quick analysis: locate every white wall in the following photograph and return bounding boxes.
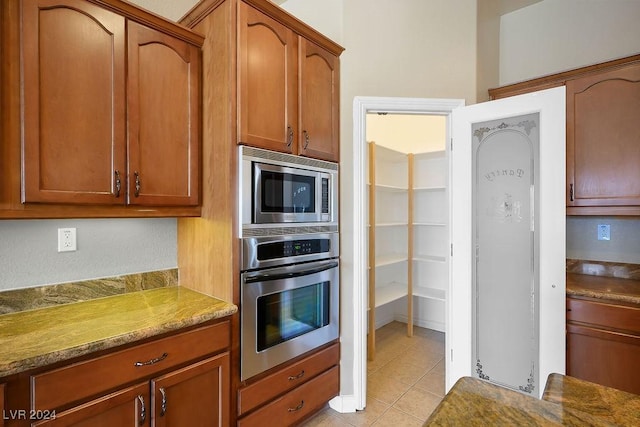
[0,219,177,291]
[500,0,640,85]
[500,0,640,265]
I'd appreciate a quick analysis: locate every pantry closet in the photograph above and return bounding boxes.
[367,113,449,360]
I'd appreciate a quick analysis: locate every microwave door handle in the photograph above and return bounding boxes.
[244,260,338,284]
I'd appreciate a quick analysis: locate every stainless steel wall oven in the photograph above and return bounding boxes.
[240,232,339,381]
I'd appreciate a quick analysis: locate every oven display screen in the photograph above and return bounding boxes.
[261,170,316,213]
[257,282,330,352]
[257,239,331,260]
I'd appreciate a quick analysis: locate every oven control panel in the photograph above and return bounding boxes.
[258,239,331,260]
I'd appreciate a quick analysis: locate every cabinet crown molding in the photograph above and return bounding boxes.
[180,0,344,56]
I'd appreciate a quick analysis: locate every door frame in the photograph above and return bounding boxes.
[350,96,464,409]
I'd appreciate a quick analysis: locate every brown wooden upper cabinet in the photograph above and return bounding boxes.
[566,63,640,211]
[5,0,202,217]
[238,1,341,162]
[489,54,640,215]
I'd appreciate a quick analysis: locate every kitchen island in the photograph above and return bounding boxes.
[425,374,640,426]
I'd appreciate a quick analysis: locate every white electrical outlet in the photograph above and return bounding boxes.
[58,227,77,252]
[597,224,610,241]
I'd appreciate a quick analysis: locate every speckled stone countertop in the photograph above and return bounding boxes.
[0,287,237,377]
[567,273,640,305]
[425,376,631,426]
[565,259,640,305]
[543,373,640,425]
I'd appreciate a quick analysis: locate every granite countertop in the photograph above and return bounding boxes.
[567,272,640,305]
[543,373,640,425]
[425,375,639,426]
[0,287,237,378]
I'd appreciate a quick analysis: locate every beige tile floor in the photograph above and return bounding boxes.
[301,321,445,426]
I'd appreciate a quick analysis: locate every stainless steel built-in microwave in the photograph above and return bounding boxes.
[239,146,338,236]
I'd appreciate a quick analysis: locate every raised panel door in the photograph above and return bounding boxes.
[21,0,126,204]
[298,39,339,162]
[127,21,200,206]
[567,63,640,207]
[238,2,298,154]
[32,383,148,427]
[151,353,230,427]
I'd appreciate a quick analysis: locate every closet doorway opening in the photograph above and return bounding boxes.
[352,97,464,409]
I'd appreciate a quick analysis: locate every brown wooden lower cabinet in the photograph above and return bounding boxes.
[238,367,339,427]
[31,383,149,427]
[1,383,5,427]
[3,320,230,427]
[566,297,640,394]
[237,342,340,426]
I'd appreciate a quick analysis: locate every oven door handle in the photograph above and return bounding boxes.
[244,260,339,284]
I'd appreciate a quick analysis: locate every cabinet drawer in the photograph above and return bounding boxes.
[237,342,339,416]
[567,298,640,333]
[31,321,229,411]
[238,365,339,427]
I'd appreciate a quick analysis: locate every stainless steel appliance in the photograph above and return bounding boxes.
[239,146,338,237]
[240,232,339,381]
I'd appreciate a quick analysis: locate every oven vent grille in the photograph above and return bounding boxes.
[241,146,338,171]
[242,225,339,237]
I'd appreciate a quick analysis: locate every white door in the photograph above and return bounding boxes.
[448,87,566,398]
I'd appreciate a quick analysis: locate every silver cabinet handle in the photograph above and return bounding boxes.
[137,395,146,425]
[159,387,167,416]
[287,125,294,147]
[134,352,168,367]
[288,400,304,412]
[134,171,141,197]
[569,183,574,201]
[288,370,305,381]
[114,170,121,198]
[303,130,310,149]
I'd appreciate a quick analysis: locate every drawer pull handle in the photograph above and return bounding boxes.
[137,395,146,424]
[159,387,167,416]
[288,400,304,412]
[134,352,168,367]
[288,370,305,381]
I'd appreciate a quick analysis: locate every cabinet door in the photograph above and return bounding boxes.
[0,383,4,427]
[151,352,229,427]
[298,39,340,162]
[566,63,640,208]
[21,0,126,204]
[32,383,148,427]
[238,2,298,154]
[127,21,200,206]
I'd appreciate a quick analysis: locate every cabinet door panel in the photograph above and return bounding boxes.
[567,63,640,207]
[151,352,229,427]
[127,21,200,206]
[299,39,339,162]
[567,324,640,395]
[21,0,126,204]
[32,383,148,427]
[238,2,297,153]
